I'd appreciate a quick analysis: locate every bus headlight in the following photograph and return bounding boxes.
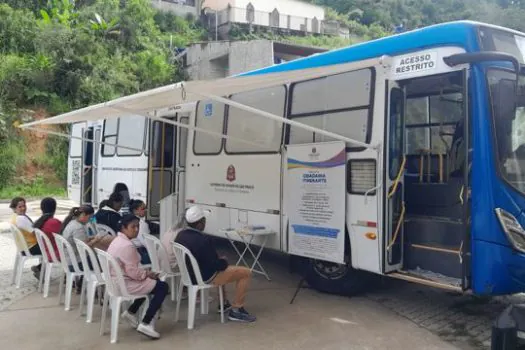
[495,208,525,253]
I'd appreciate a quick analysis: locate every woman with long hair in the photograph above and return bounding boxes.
[60,205,98,259]
[33,197,62,262]
[10,197,41,277]
[107,214,168,339]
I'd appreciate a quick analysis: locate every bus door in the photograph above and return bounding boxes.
[147,115,177,220]
[383,81,406,273]
[92,124,102,206]
[81,127,94,205]
[175,114,188,216]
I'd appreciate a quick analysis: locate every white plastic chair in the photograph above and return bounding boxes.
[9,224,42,288]
[54,234,84,311]
[34,229,61,297]
[172,242,224,330]
[143,234,181,302]
[95,248,150,344]
[95,223,116,236]
[75,238,105,323]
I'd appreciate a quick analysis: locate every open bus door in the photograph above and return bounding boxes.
[81,127,94,205]
[147,112,187,221]
[383,81,406,273]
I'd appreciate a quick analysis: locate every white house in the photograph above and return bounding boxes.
[203,0,326,34]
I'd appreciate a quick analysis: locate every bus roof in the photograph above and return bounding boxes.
[20,21,524,129]
[239,20,514,77]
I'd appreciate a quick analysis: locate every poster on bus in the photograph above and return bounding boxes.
[286,142,346,264]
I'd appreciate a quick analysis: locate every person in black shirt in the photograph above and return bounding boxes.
[94,192,123,234]
[175,205,256,323]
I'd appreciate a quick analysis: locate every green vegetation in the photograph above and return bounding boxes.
[0,176,67,199]
[2,0,525,199]
[304,0,525,33]
[0,0,205,198]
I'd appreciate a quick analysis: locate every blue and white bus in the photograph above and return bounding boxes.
[30,21,525,310]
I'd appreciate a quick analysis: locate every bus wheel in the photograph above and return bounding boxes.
[304,258,371,296]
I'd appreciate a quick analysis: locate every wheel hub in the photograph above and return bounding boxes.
[313,260,348,280]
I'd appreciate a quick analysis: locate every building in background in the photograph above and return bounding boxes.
[202,0,344,38]
[178,39,326,80]
[150,0,203,17]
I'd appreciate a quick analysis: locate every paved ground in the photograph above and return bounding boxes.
[0,240,460,350]
[0,199,522,349]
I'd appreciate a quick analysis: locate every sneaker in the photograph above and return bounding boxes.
[31,265,40,273]
[32,271,40,281]
[217,300,232,314]
[228,307,256,323]
[121,311,139,328]
[137,323,160,339]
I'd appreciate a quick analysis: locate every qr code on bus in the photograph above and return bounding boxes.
[71,160,81,185]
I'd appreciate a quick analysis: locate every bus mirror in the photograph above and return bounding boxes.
[496,79,517,121]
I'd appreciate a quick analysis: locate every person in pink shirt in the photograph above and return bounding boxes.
[107,214,168,339]
[33,198,62,263]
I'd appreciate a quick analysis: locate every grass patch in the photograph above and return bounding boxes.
[0,176,66,199]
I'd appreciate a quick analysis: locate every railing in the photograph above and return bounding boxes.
[216,6,329,34]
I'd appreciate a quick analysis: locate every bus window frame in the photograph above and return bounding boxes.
[69,123,83,159]
[116,116,147,158]
[284,67,376,152]
[101,118,119,158]
[404,90,464,155]
[223,85,287,156]
[485,66,525,197]
[192,100,226,156]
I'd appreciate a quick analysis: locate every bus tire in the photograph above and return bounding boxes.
[304,258,373,296]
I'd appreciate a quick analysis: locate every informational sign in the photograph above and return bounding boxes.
[287,142,346,264]
[393,51,437,75]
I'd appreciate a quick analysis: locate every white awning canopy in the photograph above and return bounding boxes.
[20,57,385,128]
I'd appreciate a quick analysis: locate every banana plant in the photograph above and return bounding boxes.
[89,13,121,38]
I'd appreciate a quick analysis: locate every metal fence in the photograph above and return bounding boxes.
[217,6,331,35]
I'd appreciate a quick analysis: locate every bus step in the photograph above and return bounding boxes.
[404,242,463,279]
[404,216,463,247]
[389,271,463,292]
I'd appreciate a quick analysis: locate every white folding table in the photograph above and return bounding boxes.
[221,226,275,281]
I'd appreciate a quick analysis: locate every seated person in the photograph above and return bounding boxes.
[113,183,131,214]
[175,205,256,323]
[95,192,123,234]
[33,197,62,262]
[107,214,168,339]
[161,210,188,268]
[10,197,41,278]
[61,206,111,269]
[129,199,151,265]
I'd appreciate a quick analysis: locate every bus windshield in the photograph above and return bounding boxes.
[487,69,525,194]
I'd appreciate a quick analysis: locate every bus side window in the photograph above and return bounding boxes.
[102,118,119,157]
[288,68,374,146]
[117,116,146,156]
[193,100,226,155]
[69,124,83,158]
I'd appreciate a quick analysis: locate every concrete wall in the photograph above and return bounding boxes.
[185,40,274,80]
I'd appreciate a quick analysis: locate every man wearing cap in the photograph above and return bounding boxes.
[175,205,256,323]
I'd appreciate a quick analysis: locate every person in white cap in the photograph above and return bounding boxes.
[175,205,256,323]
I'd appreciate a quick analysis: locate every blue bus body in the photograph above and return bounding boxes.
[240,21,525,297]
